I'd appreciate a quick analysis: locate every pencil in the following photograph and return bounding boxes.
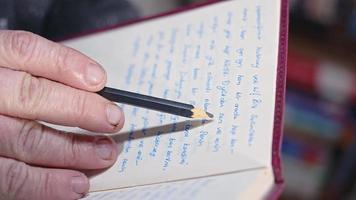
[97,87,213,119]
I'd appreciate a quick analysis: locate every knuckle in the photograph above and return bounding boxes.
[16,120,45,160]
[40,171,55,198]
[7,31,38,62]
[71,92,89,120]
[17,73,43,114]
[53,45,75,74]
[62,133,80,167]
[4,161,29,199]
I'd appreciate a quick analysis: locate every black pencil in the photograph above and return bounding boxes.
[97,87,213,119]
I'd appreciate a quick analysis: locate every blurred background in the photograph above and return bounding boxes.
[128,0,356,199]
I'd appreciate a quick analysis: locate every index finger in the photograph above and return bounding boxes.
[0,30,106,92]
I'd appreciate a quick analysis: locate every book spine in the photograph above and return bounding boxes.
[282,134,328,165]
[285,91,345,140]
[267,0,289,199]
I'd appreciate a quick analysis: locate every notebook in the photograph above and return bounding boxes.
[60,0,288,199]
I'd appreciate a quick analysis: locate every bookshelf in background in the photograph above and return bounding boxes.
[283,0,356,199]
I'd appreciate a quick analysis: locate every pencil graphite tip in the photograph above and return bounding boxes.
[191,108,214,119]
[206,112,214,118]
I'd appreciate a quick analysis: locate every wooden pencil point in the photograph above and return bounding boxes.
[191,108,214,119]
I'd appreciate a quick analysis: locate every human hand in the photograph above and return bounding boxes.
[0,30,125,200]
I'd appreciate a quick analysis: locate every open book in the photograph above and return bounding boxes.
[61,0,288,199]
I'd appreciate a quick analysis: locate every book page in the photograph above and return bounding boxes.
[82,168,274,200]
[64,0,281,191]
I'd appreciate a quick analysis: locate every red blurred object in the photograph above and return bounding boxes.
[287,51,356,105]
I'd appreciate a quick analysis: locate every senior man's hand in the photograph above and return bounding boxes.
[0,30,125,200]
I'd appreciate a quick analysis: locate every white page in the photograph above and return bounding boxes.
[82,168,274,200]
[64,0,281,191]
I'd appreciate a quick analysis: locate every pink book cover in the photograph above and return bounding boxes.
[60,0,289,199]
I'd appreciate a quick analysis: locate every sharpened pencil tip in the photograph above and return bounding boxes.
[206,112,214,118]
[191,108,214,119]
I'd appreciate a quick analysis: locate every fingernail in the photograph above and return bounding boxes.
[106,104,122,126]
[71,176,89,195]
[95,138,114,160]
[86,63,105,86]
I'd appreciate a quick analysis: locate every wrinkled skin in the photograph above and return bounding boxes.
[0,30,125,200]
